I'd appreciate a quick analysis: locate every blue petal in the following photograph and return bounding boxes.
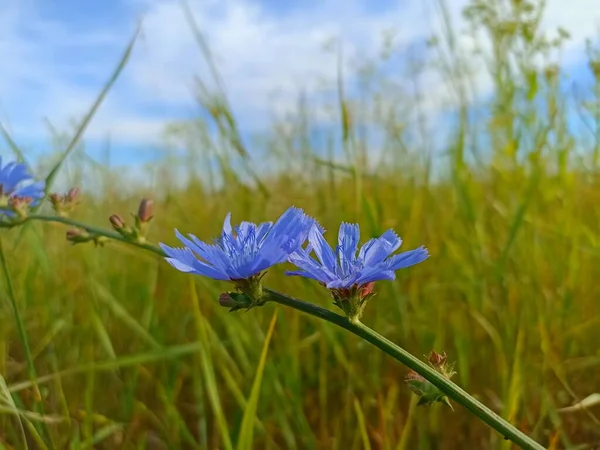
[230,250,261,279]
[191,261,231,280]
[219,229,240,257]
[186,232,233,274]
[222,213,233,235]
[355,268,396,285]
[267,206,302,238]
[1,163,31,192]
[261,207,315,263]
[287,246,336,283]
[12,181,46,199]
[307,226,338,274]
[337,222,360,278]
[164,257,196,273]
[0,160,43,199]
[278,216,313,254]
[249,256,277,275]
[326,276,356,289]
[286,257,335,283]
[255,221,273,243]
[285,269,329,282]
[163,208,318,282]
[385,246,430,270]
[358,229,402,266]
[236,221,256,242]
[160,244,199,272]
[160,242,230,280]
[174,230,209,258]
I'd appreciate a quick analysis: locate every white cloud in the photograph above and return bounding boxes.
[0,0,599,156]
[125,0,434,124]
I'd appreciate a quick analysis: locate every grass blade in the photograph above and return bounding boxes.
[0,238,53,448]
[0,374,28,449]
[0,122,30,168]
[8,342,203,394]
[91,280,162,350]
[236,311,278,450]
[353,397,372,450]
[189,278,234,450]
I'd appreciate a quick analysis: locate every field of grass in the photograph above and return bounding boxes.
[2,0,600,448]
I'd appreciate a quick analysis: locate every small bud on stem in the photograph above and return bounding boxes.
[49,187,81,216]
[66,228,90,244]
[218,293,237,308]
[67,187,81,203]
[8,196,34,218]
[405,350,457,410]
[109,214,126,230]
[137,198,154,223]
[129,198,155,243]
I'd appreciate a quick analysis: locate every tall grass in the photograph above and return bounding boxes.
[1,0,600,448]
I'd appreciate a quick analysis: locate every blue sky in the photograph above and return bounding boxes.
[0,0,599,185]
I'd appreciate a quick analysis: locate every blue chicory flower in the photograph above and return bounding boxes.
[160,206,317,281]
[0,157,46,216]
[287,222,429,289]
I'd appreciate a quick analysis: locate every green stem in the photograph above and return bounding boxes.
[263,289,545,450]
[10,215,161,255]
[14,214,545,449]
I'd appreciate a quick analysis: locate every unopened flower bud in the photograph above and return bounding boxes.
[405,350,456,410]
[109,214,125,230]
[405,370,425,383]
[66,228,90,244]
[428,351,447,368]
[66,229,82,240]
[137,198,154,223]
[49,187,81,216]
[359,281,375,298]
[9,196,32,208]
[67,187,81,203]
[8,196,33,217]
[218,291,253,312]
[219,293,237,308]
[48,193,60,204]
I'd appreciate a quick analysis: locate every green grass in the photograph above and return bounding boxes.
[1,0,600,448]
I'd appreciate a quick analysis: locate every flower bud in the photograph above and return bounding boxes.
[109,214,125,230]
[137,198,154,223]
[218,291,253,312]
[67,187,81,203]
[66,228,90,244]
[66,229,82,240]
[218,293,237,308]
[359,281,375,298]
[8,196,33,217]
[48,193,60,205]
[48,187,81,216]
[428,351,447,368]
[405,350,456,410]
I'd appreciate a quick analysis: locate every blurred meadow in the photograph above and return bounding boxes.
[2,0,600,448]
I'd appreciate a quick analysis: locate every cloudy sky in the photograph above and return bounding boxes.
[0,0,599,171]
